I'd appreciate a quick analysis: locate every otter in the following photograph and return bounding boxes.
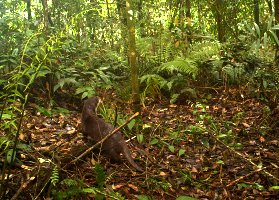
[81,96,143,172]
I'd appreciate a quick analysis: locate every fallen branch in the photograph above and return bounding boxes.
[226,167,266,187]
[11,176,35,200]
[66,112,140,166]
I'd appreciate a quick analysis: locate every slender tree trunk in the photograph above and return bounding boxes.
[41,0,48,31]
[185,0,192,44]
[254,0,260,26]
[274,0,279,63]
[125,0,140,111]
[214,0,225,42]
[137,0,144,37]
[105,0,114,48]
[26,0,32,21]
[117,0,127,53]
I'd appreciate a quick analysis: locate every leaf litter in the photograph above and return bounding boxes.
[3,90,279,199]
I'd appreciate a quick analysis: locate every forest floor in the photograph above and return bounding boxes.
[3,89,279,200]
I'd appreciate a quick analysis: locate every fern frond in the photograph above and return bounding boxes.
[51,165,59,186]
[140,74,167,88]
[158,58,198,77]
[222,65,245,82]
[189,41,220,62]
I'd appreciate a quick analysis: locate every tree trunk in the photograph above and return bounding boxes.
[105,0,114,48]
[274,0,279,63]
[125,0,140,111]
[185,0,192,44]
[26,0,32,21]
[254,0,260,26]
[214,0,225,42]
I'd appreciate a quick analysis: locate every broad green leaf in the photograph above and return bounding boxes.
[270,185,279,190]
[217,160,224,165]
[150,138,158,145]
[1,114,12,120]
[178,149,186,157]
[168,145,175,153]
[137,134,144,143]
[82,91,89,99]
[127,119,136,130]
[254,22,261,37]
[176,196,198,200]
[269,30,279,45]
[170,93,179,104]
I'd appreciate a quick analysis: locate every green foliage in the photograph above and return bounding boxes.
[136,195,154,200]
[6,149,16,164]
[147,177,172,192]
[0,136,10,153]
[51,165,60,186]
[36,106,70,117]
[139,41,221,102]
[159,58,198,77]
[52,178,91,199]
[94,163,106,189]
[137,134,144,143]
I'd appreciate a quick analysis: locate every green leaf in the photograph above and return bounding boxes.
[7,149,16,163]
[269,30,279,46]
[127,119,136,130]
[254,22,261,37]
[82,187,98,194]
[95,163,106,188]
[150,138,158,145]
[81,91,88,99]
[217,134,228,138]
[136,195,153,200]
[142,124,151,129]
[1,114,12,120]
[168,145,175,153]
[217,160,224,165]
[272,24,279,30]
[270,185,279,190]
[137,134,144,143]
[176,196,198,200]
[170,93,179,104]
[178,149,186,157]
[263,32,267,48]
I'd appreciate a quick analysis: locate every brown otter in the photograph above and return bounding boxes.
[81,96,143,172]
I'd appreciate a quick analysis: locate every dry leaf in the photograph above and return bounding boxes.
[192,167,198,173]
[242,122,250,128]
[128,184,139,191]
[112,183,124,189]
[160,171,168,176]
[259,136,265,143]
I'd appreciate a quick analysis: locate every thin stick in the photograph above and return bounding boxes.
[226,167,266,187]
[67,112,139,166]
[11,176,34,200]
[208,128,279,182]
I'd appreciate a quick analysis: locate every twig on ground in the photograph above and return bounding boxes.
[11,176,35,200]
[226,167,266,187]
[208,128,279,182]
